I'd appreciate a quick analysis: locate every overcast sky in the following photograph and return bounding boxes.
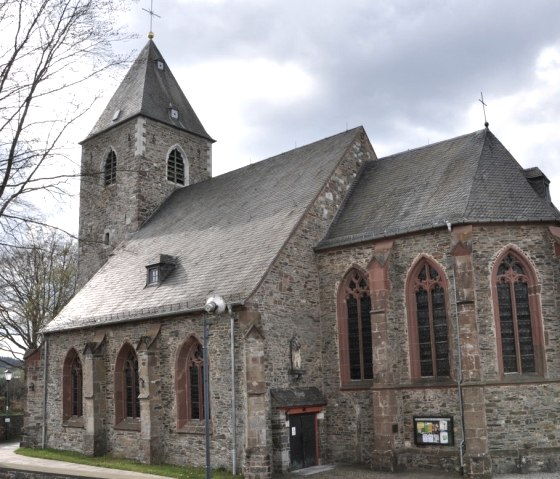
[51,0,560,232]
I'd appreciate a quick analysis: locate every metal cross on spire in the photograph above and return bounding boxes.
[143,0,161,39]
[479,92,489,129]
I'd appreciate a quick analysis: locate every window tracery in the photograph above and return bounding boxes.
[338,269,373,383]
[407,258,450,379]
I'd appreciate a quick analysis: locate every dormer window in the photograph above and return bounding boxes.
[170,108,179,120]
[156,60,165,71]
[145,254,177,286]
[112,109,121,121]
[147,266,159,285]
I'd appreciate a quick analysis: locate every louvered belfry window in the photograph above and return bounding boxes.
[104,149,117,186]
[344,270,373,381]
[413,261,450,377]
[167,148,185,185]
[496,254,535,374]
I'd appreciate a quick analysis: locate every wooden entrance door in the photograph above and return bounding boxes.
[289,413,317,469]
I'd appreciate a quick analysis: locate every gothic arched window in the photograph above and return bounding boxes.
[115,344,140,425]
[104,149,117,186]
[493,251,544,375]
[63,348,83,420]
[407,258,450,379]
[338,269,373,384]
[167,148,185,185]
[176,337,206,429]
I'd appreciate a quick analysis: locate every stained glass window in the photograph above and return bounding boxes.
[495,253,535,374]
[71,356,83,417]
[124,350,140,418]
[63,349,83,420]
[188,343,205,420]
[344,270,373,381]
[412,261,450,378]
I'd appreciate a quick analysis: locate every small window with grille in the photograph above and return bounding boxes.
[167,148,185,185]
[104,149,117,186]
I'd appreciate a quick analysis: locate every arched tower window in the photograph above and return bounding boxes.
[167,148,186,185]
[338,268,373,383]
[63,348,83,420]
[115,344,140,424]
[492,250,544,375]
[407,258,450,379]
[176,337,206,429]
[104,149,117,186]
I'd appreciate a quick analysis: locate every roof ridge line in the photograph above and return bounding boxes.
[462,129,489,218]
[379,129,486,161]
[245,127,367,302]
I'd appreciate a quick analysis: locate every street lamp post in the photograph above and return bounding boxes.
[203,296,228,479]
[4,369,12,414]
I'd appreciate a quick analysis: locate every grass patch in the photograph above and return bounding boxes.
[16,447,242,478]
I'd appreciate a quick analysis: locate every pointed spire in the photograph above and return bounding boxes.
[84,41,213,142]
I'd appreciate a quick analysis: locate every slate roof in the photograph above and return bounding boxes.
[84,40,213,142]
[318,129,560,249]
[45,128,363,332]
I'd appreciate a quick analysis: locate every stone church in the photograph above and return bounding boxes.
[23,39,560,479]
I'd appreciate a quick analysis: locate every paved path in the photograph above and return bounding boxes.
[0,441,167,478]
[1,441,560,479]
[272,464,560,479]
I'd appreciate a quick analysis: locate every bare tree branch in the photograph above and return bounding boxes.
[0,227,77,354]
[0,0,134,245]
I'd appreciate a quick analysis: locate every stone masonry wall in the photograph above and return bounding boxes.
[35,311,244,472]
[248,128,376,474]
[78,117,212,289]
[471,224,560,474]
[317,229,462,471]
[316,222,560,475]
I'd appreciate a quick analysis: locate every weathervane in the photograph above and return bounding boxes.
[479,92,489,129]
[143,0,161,39]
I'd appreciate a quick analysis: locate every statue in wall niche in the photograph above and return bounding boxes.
[290,335,302,370]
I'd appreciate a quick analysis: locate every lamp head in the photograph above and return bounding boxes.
[4,370,12,382]
[204,295,227,315]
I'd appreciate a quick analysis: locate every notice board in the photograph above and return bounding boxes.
[413,416,454,446]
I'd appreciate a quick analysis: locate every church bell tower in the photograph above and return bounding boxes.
[77,39,214,289]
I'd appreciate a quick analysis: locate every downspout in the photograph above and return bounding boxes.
[447,221,466,475]
[41,336,49,449]
[228,304,237,475]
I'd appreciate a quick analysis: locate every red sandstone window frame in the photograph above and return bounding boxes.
[114,343,141,428]
[62,348,83,422]
[491,249,545,376]
[406,257,451,380]
[337,268,374,386]
[175,336,207,431]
